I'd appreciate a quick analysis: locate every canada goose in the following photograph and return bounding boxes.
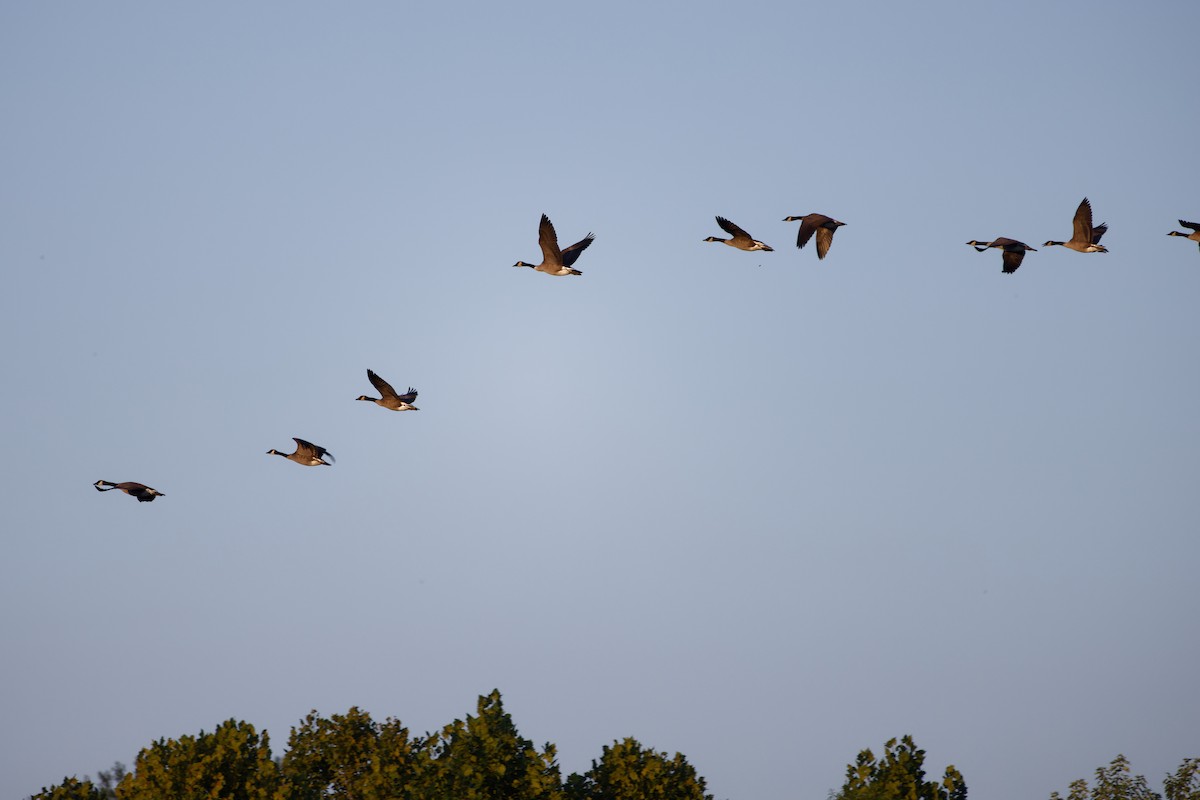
[966,238,1038,274]
[513,213,594,276]
[704,216,774,251]
[1167,220,1200,251]
[267,438,335,466]
[356,369,419,411]
[1043,198,1109,253]
[782,214,846,259]
[94,480,165,502]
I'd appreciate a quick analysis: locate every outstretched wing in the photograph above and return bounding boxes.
[1180,220,1200,232]
[293,437,334,463]
[815,226,836,259]
[1091,223,1109,244]
[1001,248,1026,274]
[1072,198,1095,243]
[538,214,562,263]
[560,234,595,267]
[367,369,398,399]
[395,387,418,404]
[795,216,819,249]
[716,216,751,240]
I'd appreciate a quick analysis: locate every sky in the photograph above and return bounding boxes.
[2,2,1198,798]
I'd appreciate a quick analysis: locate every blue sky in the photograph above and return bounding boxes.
[2,2,1198,798]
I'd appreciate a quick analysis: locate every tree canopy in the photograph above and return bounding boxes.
[282,705,418,800]
[30,690,711,800]
[116,719,283,800]
[830,735,967,800]
[1050,755,1200,800]
[414,689,563,800]
[564,737,712,800]
[28,695,1198,800]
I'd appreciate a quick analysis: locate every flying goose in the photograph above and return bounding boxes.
[356,369,419,411]
[513,213,594,276]
[1167,220,1200,250]
[267,438,335,466]
[966,238,1038,274]
[782,214,846,259]
[704,216,774,251]
[1043,198,1109,253]
[94,480,165,502]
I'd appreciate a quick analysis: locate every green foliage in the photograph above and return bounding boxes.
[30,699,1197,800]
[415,689,564,800]
[1050,756,1200,800]
[1164,759,1200,800]
[29,691,721,800]
[282,706,417,800]
[1048,754,1157,800]
[28,776,107,800]
[116,719,284,800]
[564,737,713,800]
[832,735,967,800]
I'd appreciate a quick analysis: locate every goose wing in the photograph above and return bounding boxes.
[811,219,840,260]
[796,212,835,250]
[367,369,399,399]
[814,225,837,259]
[1072,198,1095,244]
[716,216,751,242]
[1180,220,1200,232]
[293,438,334,463]
[794,215,824,250]
[1001,249,1026,274]
[1091,223,1109,244]
[560,233,595,267]
[996,241,1033,274]
[395,387,418,404]
[538,214,563,265]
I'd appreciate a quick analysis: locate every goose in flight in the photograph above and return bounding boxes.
[783,213,846,259]
[267,438,335,466]
[94,480,165,502]
[1043,198,1109,253]
[966,238,1038,274]
[1167,220,1200,251]
[513,213,594,276]
[704,216,774,252]
[356,369,419,411]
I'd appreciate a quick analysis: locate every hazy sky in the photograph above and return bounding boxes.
[2,2,1198,799]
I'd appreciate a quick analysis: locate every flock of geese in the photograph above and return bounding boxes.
[705,199,1198,275]
[93,368,416,500]
[94,200,1200,503]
